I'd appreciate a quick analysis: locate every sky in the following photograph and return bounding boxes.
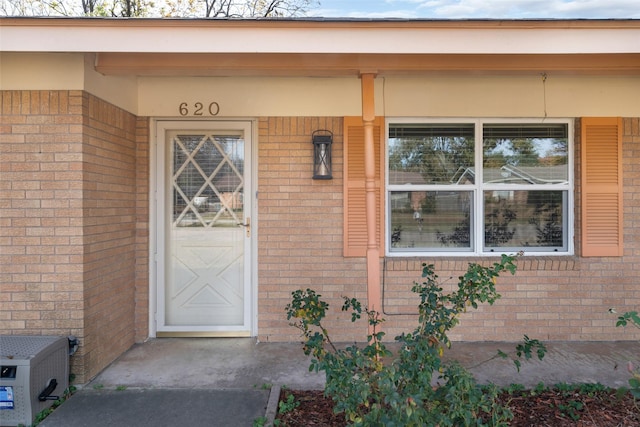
[309,0,640,19]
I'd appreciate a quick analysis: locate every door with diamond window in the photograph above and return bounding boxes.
[155,121,253,336]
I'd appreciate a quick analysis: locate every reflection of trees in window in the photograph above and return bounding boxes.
[389,122,571,253]
[541,139,568,166]
[389,125,474,184]
[483,124,568,170]
[484,137,540,167]
[527,192,563,247]
[484,199,517,246]
[421,193,436,214]
[436,212,470,246]
[391,226,402,247]
[437,199,518,247]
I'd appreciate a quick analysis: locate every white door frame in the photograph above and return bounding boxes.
[149,119,257,337]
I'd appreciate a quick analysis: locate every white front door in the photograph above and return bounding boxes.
[155,121,253,336]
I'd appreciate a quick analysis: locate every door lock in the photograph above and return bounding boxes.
[238,217,251,237]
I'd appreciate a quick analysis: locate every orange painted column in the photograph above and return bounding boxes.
[360,73,381,329]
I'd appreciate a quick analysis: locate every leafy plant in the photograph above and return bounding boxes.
[615,310,640,329]
[575,382,608,396]
[497,335,546,372]
[278,393,300,415]
[31,385,76,426]
[554,399,584,421]
[612,309,640,398]
[548,383,601,421]
[530,382,547,396]
[503,383,525,395]
[252,416,267,427]
[286,253,546,426]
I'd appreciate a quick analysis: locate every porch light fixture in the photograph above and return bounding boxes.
[312,130,333,180]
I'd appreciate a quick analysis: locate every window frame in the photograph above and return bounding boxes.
[385,117,574,257]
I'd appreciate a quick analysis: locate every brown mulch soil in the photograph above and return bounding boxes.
[275,388,640,426]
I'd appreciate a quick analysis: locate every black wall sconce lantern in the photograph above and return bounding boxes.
[312,130,333,180]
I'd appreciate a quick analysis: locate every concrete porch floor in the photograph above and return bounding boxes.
[89,338,326,391]
[39,338,640,427]
[88,338,640,390]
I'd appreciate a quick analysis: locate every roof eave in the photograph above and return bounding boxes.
[2,17,640,55]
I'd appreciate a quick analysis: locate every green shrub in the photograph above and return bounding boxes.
[286,253,545,426]
[613,309,640,398]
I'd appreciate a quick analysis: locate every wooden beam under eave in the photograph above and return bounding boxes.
[95,52,640,77]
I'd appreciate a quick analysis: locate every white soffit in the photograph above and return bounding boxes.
[1,19,640,55]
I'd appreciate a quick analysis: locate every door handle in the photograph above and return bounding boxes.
[237,217,251,237]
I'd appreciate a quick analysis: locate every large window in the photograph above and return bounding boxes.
[387,119,572,255]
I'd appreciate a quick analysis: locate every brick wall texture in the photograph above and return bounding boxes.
[256,117,640,344]
[2,90,639,383]
[0,91,141,383]
[256,117,367,342]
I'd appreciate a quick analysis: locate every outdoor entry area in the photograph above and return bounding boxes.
[154,121,254,337]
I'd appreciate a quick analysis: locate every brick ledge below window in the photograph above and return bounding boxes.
[384,256,581,272]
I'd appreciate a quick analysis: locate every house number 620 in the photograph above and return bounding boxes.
[178,102,220,116]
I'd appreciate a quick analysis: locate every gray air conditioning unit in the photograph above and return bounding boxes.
[1,336,70,427]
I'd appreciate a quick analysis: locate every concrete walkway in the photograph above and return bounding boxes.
[39,338,640,427]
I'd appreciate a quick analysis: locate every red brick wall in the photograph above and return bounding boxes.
[256,117,368,342]
[0,91,139,383]
[81,94,138,381]
[256,117,640,344]
[432,118,640,342]
[134,117,150,342]
[3,93,639,381]
[1,90,87,378]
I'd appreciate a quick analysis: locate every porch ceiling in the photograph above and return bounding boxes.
[95,52,640,77]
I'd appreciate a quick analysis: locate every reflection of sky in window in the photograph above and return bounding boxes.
[217,136,244,160]
[485,138,566,158]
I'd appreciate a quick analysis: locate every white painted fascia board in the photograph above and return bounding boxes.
[1,19,640,54]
